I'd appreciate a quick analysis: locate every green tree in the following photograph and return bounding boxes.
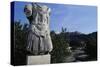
[13,21,28,65]
[51,28,71,63]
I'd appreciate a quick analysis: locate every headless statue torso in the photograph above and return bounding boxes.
[24,3,53,55]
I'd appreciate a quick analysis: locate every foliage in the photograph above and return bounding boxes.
[13,21,28,65]
[50,27,71,63]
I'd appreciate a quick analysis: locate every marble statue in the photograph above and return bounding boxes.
[24,3,53,55]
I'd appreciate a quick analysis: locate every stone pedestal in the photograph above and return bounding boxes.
[27,54,51,65]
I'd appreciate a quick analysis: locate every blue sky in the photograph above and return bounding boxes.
[14,1,97,34]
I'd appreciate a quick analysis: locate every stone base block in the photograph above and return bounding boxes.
[27,54,50,65]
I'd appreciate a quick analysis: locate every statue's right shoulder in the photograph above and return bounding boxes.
[24,4,32,17]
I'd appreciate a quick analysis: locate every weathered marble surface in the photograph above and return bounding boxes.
[24,3,53,55]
